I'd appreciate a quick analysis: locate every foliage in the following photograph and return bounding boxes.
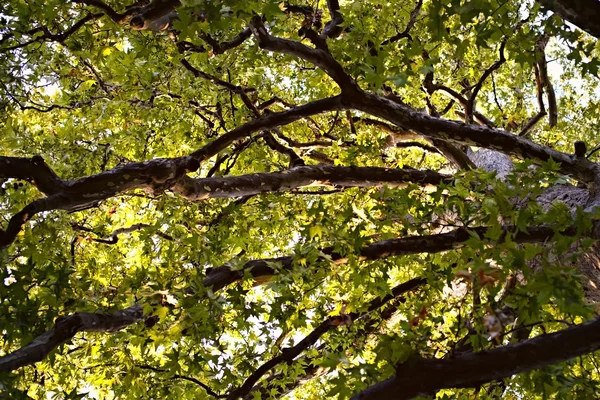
[2,0,600,399]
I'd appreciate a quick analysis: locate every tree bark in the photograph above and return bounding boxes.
[538,0,600,40]
[0,305,143,373]
[352,315,600,400]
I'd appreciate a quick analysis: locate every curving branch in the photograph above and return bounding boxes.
[0,96,344,248]
[348,92,600,183]
[424,83,494,127]
[243,290,411,400]
[321,0,344,39]
[71,0,145,23]
[180,59,255,95]
[381,0,423,46]
[197,28,252,55]
[0,13,102,52]
[0,158,194,249]
[465,39,507,123]
[519,62,548,137]
[0,305,144,373]
[227,277,427,399]
[249,16,357,91]
[3,85,598,250]
[203,224,584,291]
[190,96,344,161]
[0,156,66,195]
[259,131,306,167]
[535,35,558,127]
[358,117,473,169]
[352,314,600,400]
[138,365,225,398]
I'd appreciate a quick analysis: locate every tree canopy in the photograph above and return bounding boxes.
[3,0,600,398]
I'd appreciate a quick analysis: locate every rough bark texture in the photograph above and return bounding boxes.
[536,183,600,303]
[467,148,513,180]
[469,149,600,303]
[352,315,600,400]
[0,305,143,373]
[203,225,583,291]
[538,0,600,40]
[174,165,450,200]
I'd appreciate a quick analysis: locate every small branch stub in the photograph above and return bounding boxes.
[575,140,587,158]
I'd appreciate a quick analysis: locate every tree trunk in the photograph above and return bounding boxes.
[469,149,600,304]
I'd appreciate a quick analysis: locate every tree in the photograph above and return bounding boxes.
[2,0,600,398]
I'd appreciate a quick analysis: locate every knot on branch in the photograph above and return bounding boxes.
[249,16,270,48]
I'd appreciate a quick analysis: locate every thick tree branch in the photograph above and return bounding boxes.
[537,0,600,39]
[0,305,143,373]
[359,117,473,170]
[174,165,450,200]
[0,96,343,248]
[348,92,600,182]
[352,314,600,400]
[0,156,66,195]
[203,224,581,291]
[72,0,143,23]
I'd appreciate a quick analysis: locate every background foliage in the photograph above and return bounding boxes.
[2,0,600,398]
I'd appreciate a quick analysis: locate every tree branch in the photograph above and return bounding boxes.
[0,96,343,248]
[0,305,143,373]
[197,28,252,55]
[243,290,410,399]
[228,277,427,399]
[381,0,423,46]
[174,165,450,200]
[466,39,507,123]
[0,156,66,195]
[138,364,225,398]
[72,223,175,244]
[393,141,440,154]
[349,92,600,182]
[203,224,582,291]
[537,0,600,39]
[535,35,558,127]
[249,16,357,91]
[0,13,102,52]
[72,0,139,23]
[321,0,344,39]
[352,314,600,399]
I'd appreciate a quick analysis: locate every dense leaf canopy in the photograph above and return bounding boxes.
[3,0,600,398]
